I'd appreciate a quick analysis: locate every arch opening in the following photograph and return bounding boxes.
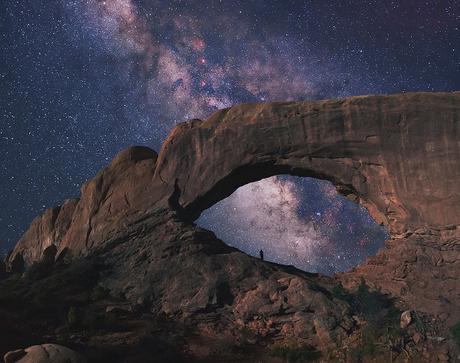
[196,175,389,275]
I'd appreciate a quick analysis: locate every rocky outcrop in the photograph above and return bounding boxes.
[153,92,460,236]
[8,198,78,269]
[340,226,460,320]
[8,146,158,267]
[3,92,460,360]
[97,209,354,350]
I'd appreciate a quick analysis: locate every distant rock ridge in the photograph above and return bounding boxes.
[5,92,460,329]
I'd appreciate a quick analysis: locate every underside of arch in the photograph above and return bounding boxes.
[180,161,387,229]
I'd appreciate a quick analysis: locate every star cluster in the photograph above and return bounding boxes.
[1,1,459,269]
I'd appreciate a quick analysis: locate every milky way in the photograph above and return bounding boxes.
[198,176,388,275]
[1,1,459,271]
[65,0,352,122]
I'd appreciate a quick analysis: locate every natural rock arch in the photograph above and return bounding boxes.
[7,91,460,267]
[2,91,460,363]
[153,92,460,238]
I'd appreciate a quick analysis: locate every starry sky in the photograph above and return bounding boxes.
[198,176,388,275]
[1,1,459,272]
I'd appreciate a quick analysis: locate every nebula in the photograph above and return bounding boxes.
[65,0,349,121]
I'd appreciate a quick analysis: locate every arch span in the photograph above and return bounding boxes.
[196,174,390,275]
[153,92,460,237]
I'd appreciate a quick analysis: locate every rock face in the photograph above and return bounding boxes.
[4,92,460,356]
[340,226,460,319]
[97,210,354,350]
[8,146,158,267]
[8,198,78,269]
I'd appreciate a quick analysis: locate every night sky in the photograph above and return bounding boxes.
[1,1,459,272]
[198,176,388,275]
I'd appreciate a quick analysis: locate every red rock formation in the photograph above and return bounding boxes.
[4,92,459,358]
[10,92,460,266]
[8,146,158,267]
[9,198,78,268]
[153,92,460,236]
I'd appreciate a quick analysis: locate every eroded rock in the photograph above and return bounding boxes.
[8,92,460,269]
[4,349,26,363]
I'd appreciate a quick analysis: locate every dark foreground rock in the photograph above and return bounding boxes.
[1,92,459,362]
[4,344,85,363]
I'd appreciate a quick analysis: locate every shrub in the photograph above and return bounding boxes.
[450,322,460,348]
[0,260,6,280]
[67,305,117,332]
[356,278,390,321]
[271,345,321,362]
[24,257,102,306]
[0,273,23,304]
[360,325,378,356]
[347,279,404,360]
[215,338,237,353]
[83,310,108,331]
[331,283,348,300]
[349,323,392,362]
[24,259,53,282]
[67,306,79,328]
[91,284,110,301]
[238,326,256,345]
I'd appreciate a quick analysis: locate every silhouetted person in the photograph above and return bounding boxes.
[259,249,264,261]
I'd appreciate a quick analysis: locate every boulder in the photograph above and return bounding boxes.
[400,310,413,329]
[4,349,26,363]
[4,344,85,363]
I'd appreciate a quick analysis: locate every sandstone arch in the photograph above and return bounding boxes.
[7,92,460,268]
[153,92,460,237]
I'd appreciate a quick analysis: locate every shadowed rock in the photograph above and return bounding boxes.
[9,146,158,266]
